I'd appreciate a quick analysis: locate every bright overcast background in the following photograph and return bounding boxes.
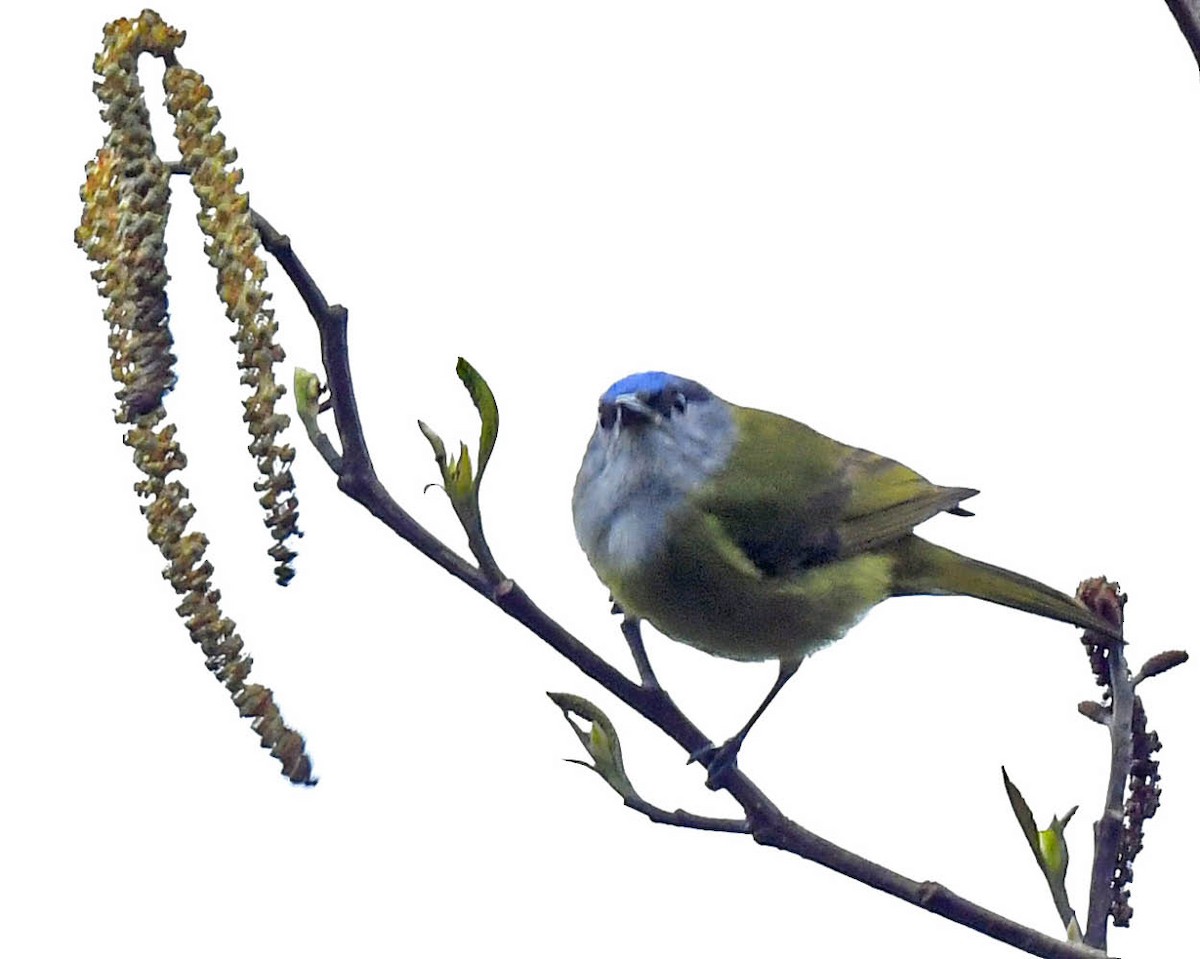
[8,2,1198,957]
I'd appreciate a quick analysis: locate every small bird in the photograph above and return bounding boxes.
[572,371,1121,780]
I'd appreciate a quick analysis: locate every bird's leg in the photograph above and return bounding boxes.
[619,615,660,689]
[692,660,801,790]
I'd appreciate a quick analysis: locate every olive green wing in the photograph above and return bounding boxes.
[695,406,977,576]
[838,447,978,554]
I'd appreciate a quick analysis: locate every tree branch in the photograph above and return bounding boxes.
[251,212,1108,959]
[1163,0,1200,73]
[1086,639,1133,950]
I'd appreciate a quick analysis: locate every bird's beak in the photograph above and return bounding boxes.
[613,393,662,425]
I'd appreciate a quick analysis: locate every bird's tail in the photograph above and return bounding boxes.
[890,536,1122,640]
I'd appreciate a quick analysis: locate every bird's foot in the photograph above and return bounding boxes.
[688,737,743,791]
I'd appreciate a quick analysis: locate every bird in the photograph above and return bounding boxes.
[571,371,1122,783]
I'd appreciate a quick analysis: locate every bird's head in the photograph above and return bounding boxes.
[595,371,714,432]
[577,370,735,502]
[574,371,727,572]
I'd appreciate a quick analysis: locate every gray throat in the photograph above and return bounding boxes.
[572,397,736,575]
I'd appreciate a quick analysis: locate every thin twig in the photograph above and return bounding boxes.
[1163,0,1200,72]
[251,213,483,594]
[1086,639,1134,950]
[623,796,750,833]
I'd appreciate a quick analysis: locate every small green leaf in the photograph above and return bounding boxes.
[547,692,638,801]
[450,442,473,500]
[1002,767,1078,935]
[456,357,499,481]
[1038,805,1077,882]
[418,420,448,473]
[1002,766,1041,862]
[294,368,322,438]
[1039,825,1064,875]
[293,367,321,414]
[416,364,504,581]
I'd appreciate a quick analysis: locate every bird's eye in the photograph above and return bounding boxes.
[598,402,617,430]
[671,391,687,414]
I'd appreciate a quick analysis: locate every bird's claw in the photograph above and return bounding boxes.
[688,738,742,790]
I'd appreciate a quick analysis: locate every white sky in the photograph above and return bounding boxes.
[8,2,1198,956]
